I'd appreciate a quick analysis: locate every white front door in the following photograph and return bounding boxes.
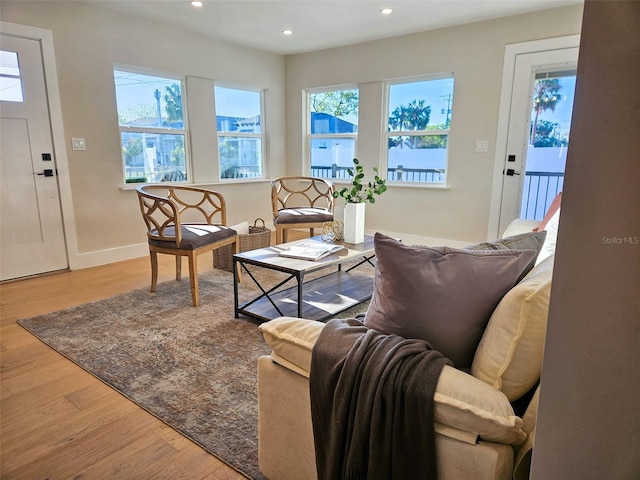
[497,46,578,235]
[0,34,68,280]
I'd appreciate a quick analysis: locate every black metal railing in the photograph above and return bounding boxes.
[521,171,564,220]
[312,164,563,221]
[128,163,563,220]
[310,165,351,179]
[387,165,445,183]
[311,164,445,183]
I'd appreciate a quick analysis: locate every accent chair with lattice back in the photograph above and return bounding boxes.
[271,176,334,244]
[136,185,239,307]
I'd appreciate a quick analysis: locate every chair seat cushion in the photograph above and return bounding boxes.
[274,208,333,225]
[149,224,236,250]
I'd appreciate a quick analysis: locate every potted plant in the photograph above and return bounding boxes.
[333,158,387,243]
[333,157,387,204]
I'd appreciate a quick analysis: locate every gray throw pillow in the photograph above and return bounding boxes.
[363,233,537,367]
[465,230,547,282]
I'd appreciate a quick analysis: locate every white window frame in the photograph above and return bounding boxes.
[214,83,266,181]
[114,65,190,185]
[383,74,453,186]
[306,86,358,180]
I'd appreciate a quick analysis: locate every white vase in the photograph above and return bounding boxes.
[333,205,345,224]
[343,202,366,244]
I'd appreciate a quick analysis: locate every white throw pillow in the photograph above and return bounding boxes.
[229,221,249,235]
[472,255,553,400]
[535,208,560,265]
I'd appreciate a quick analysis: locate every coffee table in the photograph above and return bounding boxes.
[233,235,375,322]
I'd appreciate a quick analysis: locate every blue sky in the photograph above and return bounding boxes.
[114,70,177,119]
[114,70,576,136]
[534,75,576,137]
[214,86,260,118]
[388,77,454,126]
[114,70,261,120]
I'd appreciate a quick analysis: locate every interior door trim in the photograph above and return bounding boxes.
[487,34,580,240]
[0,21,79,267]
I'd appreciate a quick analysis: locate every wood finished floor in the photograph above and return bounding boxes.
[0,231,307,479]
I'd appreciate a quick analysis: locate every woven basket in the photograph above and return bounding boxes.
[213,218,271,272]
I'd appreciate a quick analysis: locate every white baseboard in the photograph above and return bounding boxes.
[68,243,148,270]
[366,229,471,249]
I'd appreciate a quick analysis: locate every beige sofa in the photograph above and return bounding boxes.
[257,222,552,479]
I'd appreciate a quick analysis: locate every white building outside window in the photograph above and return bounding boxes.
[308,87,358,179]
[214,85,264,180]
[114,68,188,184]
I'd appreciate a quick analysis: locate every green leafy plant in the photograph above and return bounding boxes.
[333,158,388,204]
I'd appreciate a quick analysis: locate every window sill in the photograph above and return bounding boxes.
[386,181,451,190]
[120,178,272,191]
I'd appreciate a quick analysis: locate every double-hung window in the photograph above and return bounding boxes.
[114,68,188,184]
[385,76,454,184]
[214,86,264,179]
[308,88,358,179]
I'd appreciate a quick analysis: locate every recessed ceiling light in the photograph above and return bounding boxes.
[380,8,393,15]
[282,29,293,36]
[191,1,203,7]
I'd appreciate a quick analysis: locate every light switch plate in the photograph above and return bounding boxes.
[475,140,489,153]
[72,137,86,151]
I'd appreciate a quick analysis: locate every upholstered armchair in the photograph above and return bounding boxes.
[271,176,334,244]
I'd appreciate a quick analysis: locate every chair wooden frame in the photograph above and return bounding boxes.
[136,185,239,307]
[271,176,334,244]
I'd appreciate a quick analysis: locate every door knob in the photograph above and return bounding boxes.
[504,168,520,176]
[36,169,54,177]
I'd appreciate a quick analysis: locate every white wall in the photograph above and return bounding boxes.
[1,1,286,268]
[1,1,584,268]
[285,5,583,244]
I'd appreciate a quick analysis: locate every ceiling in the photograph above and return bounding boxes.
[82,0,582,55]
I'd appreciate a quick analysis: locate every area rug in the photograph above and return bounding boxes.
[18,265,372,479]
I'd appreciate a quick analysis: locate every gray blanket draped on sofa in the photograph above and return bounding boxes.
[310,318,452,480]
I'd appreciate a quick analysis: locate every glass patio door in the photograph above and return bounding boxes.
[497,47,578,235]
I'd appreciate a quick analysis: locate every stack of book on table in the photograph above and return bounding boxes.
[274,240,345,261]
